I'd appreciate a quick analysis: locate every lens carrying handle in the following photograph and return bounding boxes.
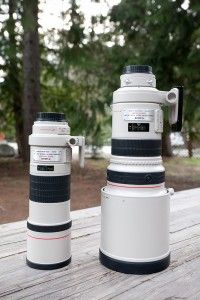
[171,86,184,132]
[68,136,85,168]
[165,86,183,132]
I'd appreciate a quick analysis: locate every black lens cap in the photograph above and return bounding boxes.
[123,65,152,74]
[36,112,66,122]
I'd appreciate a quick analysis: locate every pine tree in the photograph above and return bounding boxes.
[22,0,40,161]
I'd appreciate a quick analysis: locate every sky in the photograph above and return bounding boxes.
[39,0,121,32]
[38,0,190,48]
[39,0,189,32]
[0,0,190,82]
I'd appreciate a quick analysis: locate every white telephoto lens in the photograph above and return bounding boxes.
[99,65,183,274]
[27,112,85,270]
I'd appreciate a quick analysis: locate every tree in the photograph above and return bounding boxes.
[109,0,200,156]
[177,0,200,157]
[41,0,108,147]
[22,0,40,161]
[8,0,24,156]
[1,0,199,159]
[0,0,23,153]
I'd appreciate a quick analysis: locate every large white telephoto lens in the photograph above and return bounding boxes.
[27,112,85,270]
[100,65,183,274]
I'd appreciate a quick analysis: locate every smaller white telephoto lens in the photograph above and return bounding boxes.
[27,112,85,270]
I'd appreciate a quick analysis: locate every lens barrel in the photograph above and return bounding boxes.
[100,66,171,274]
[27,113,72,270]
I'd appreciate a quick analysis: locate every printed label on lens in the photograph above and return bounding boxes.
[33,149,62,162]
[123,109,154,121]
[37,165,54,171]
[128,123,149,132]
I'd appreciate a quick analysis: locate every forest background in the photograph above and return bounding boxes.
[0,0,199,160]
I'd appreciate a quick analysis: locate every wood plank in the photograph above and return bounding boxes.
[2,233,199,300]
[99,257,200,300]
[171,188,200,212]
[0,187,199,240]
[0,216,200,299]
[0,193,199,261]
[0,206,101,234]
[170,205,200,233]
[0,188,200,300]
[1,203,200,259]
[0,214,101,260]
[0,220,200,296]
[0,187,199,234]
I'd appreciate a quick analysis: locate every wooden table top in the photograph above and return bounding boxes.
[0,188,200,300]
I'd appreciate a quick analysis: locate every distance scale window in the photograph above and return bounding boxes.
[128,123,149,132]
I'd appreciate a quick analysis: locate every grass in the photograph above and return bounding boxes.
[164,157,200,181]
[89,156,200,168]
[183,157,200,166]
[164,156,200,166]
[86,158,109,170]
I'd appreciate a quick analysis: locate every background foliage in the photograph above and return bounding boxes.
[0,0,199,159]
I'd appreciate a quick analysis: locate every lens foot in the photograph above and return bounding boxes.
[99,250,170,274]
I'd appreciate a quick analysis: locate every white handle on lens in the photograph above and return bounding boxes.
[165,88,179,125]
[68,136,85,168]
[168,188,174,196]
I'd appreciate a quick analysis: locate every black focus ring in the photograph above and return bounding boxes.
[27,220,72,232]
[30,175,70,203]
[30,175,69,190]
[111,139,162,157]
[107,170,165,185]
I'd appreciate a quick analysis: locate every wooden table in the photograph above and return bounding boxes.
[0,188,200,300]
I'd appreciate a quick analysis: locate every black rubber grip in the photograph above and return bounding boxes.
[27,220,72,232]
[99,250,170,275]
[107,170,165,185]
[26,257,71,270]
[30,175,70,203]
[111,139,162,157]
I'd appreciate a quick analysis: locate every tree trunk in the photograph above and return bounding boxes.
[162,122,173,157]
[22,0,40,162]
[187,133,193,158]
[8,0,24,156]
